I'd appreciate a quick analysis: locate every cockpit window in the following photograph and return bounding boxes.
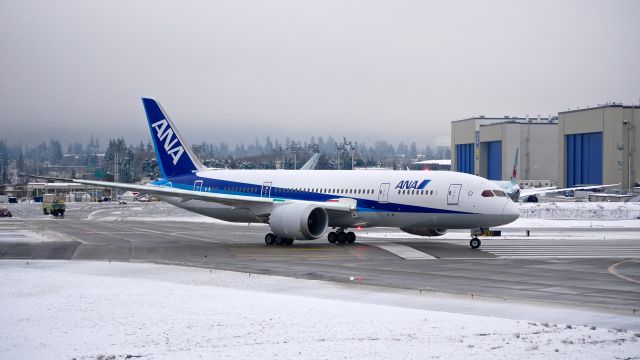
[481,190,494,197]
[493,190,507,197]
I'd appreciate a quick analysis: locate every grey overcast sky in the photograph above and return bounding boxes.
[1,0,639,147]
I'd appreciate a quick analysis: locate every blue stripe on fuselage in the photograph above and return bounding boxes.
[154,175,473,215]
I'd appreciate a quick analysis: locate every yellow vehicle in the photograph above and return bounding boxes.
[42,194,65,216]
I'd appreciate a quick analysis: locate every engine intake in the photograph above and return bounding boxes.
[400,227,448,237]
[269,203,329,240]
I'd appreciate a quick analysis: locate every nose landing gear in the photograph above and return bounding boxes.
[469,227,486,249]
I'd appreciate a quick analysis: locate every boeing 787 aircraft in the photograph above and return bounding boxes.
[76,98,519,249]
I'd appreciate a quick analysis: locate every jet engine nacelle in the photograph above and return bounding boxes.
[400,227,448,237]
[269,203,329,240]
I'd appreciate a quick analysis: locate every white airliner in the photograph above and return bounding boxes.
[76,98,519,249]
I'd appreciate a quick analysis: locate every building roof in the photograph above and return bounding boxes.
[452,115,557,125]
[559,102,640,115]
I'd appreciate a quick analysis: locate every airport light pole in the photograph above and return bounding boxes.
[288,142,303,170]
[335,141,345,170]
[308,143,319,154]
[276,145,285,169]
[346,139,357,170]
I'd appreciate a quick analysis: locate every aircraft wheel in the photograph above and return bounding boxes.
[274,236,285,246]
[328,232,336,243]
[265,233,275,246]
[470,238,481,249]
[346,231,356,244]
[336,232,347,244]
[285,238,294,246]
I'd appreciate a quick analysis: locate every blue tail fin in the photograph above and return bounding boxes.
[142,98,203,178]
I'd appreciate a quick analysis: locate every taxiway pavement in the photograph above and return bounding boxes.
[1,202,639,315]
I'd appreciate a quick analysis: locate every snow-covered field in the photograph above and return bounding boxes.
[1,261,639,359]
[518,201,640,220]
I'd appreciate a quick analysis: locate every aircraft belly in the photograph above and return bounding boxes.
[363,212,506,229]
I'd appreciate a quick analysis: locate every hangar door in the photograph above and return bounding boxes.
[456,143,474,174]
[566,132,602,187]
[486,141,502,180]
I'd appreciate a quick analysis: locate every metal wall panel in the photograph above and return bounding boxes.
[486,141,502,180]
[455,143,474,174]
[566,132,602,187]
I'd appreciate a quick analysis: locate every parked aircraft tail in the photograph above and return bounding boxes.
[511,147,519,184]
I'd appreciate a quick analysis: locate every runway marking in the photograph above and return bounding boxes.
[361,242,436,260]
[607,258,640,285]
[481,244,640,259]
[98,222,220,243]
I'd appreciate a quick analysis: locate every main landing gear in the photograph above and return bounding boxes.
[265,233,294,246]
[327,229,356,245]
[469,237,481,249]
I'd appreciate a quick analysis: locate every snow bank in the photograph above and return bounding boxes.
[1,261,638,359]
[518,202,640,220]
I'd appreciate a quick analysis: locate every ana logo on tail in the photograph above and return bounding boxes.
[151,119,184,165]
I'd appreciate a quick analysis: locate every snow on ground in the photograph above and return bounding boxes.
[518,201,640,220]
[1,261,639,360]
[500,217,640,229]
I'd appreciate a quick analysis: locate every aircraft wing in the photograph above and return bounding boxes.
[73,179,354,214]
[519,183,620,199]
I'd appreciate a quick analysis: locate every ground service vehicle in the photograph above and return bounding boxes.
[42,194,65,216]
[0,207,12,217]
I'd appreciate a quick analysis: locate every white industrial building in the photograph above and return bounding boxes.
[451,116,558,183]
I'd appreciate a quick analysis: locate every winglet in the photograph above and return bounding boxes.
[142,98,204,178]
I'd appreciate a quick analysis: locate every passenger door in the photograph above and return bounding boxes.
[193,180,203,192]
[378,183,390,203]
[447,184,462,205]
[261,182,272,198]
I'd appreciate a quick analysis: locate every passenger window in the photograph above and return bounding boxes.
[481,190,495,197]
[430,190,433,195]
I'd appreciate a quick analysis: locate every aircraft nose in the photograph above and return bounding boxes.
[501,200,520,224]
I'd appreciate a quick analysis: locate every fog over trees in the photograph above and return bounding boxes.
[0,135,450,185]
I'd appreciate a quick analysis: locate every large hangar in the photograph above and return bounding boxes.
[558,104,639,188]
[451,116,558,182]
